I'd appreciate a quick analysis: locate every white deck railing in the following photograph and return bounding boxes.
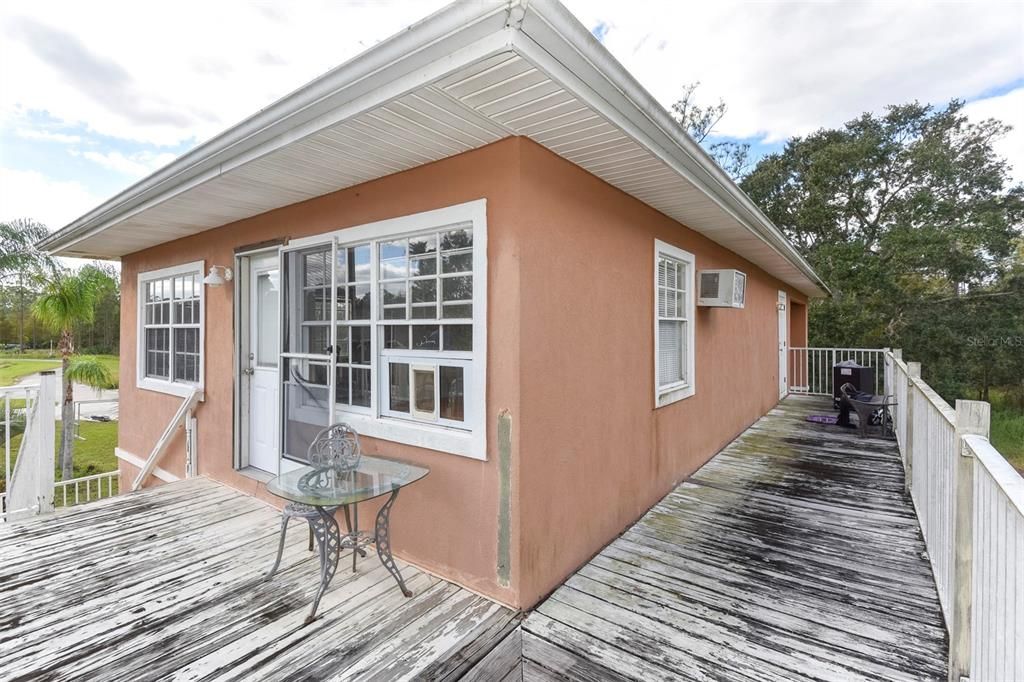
[789,347,887,396]
[55,470,120,507]
[968,434,1024,681]
[880,350,1023,681]
[1,376,121,522]
[1,384,35,521]
[792,348,1022,678]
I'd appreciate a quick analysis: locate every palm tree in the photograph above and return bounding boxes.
[0,219,54,350]
[32,269,112,479]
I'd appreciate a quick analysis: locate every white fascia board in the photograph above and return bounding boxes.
[39,0,514,256]
[517,0,828,298]
[41,0,828,299]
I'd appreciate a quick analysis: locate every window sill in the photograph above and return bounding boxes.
[657,382,695,408]
[137,377,205,400]
[335,411,485,461]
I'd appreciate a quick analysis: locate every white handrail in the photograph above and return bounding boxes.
[788,347,887,396]
[4,373,56,521]
[131,387,201,491]
[881,349,1023,680]
[55,470,121,507]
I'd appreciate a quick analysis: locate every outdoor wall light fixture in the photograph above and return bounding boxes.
[776,302,787,311]
[203,265,234,287]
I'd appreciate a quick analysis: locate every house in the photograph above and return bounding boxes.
[40,0,827,611]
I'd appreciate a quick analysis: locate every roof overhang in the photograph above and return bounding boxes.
[39,0,828,298]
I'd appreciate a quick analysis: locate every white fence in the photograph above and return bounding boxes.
[882,350,1023,681]
[969,434,1024,680]
[55,470,120,507]
[789,347,887,396]
[1,373,120,522]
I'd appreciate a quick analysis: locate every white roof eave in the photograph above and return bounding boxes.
[39,0,828,298]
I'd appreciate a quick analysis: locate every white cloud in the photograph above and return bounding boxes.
[0,0,449,147]
[0,167,102,231]
[0,0,1020,234]
[564,0,1023,143]
[76,149,178,177]
[964,88,1024,183]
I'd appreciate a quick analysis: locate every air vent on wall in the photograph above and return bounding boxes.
[698,269,746,308]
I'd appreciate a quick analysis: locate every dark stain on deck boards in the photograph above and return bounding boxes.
[522,396,948,681]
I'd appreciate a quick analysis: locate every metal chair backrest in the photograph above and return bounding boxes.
[307,423,362,472]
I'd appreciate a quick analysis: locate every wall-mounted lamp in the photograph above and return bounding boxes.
[203,265,234,287]
[776,302,787,311]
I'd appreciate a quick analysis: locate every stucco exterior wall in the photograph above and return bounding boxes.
[118,138,524,606]
[514,140,808,606]
[116,135,812,610]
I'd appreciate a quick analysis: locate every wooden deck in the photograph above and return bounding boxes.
[0,477,517,681]
[522,396,949,681]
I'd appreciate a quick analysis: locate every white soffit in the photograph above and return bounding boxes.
[40,0,827,297]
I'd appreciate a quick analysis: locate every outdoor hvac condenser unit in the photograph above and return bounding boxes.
[698,269,746,308]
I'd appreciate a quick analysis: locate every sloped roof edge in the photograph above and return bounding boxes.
[39,0,828,297]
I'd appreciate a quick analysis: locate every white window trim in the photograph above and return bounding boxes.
[284,199,487,460]
[136,260,206,398]
[654,240,695,407]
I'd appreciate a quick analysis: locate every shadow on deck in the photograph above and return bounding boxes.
[0,478,516,681]
[521,395,948,681]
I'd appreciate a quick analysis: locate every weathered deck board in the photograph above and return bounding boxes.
[523,396,948,681]
[0,477,516,681]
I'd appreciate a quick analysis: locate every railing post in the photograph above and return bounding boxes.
[950,399,990,682]
[890,348,900,396]
[36,372,56,515]
[904,363,920,495]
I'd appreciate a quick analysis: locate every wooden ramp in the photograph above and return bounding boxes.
[0,477,516,681]
[522,396,948,681]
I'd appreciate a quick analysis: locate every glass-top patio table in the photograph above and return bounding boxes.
[265,455,429,623]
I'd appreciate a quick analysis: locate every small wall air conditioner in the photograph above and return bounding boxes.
[698,269,746,308]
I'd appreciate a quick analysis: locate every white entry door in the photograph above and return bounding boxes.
[778,290,788,399]
[246,255,280,473]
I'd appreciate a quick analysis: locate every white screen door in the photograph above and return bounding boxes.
[246,255,280,473]
[778,290,788,399]
[279,241,339,465]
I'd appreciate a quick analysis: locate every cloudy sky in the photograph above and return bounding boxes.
[1,0,1022,235]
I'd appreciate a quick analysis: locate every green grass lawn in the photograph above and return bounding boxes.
[0,358,61,386]
[0,353,119,388]
[0,420,118,493]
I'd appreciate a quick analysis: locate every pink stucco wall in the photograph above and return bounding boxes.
[117,136,808,609]
[119,138,524,605]
[514,141,808,606]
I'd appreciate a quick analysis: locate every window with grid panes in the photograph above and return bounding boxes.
[654,241,695,405]
[336,243,372,408]
[377,224,473,426]
[140,266,202,389]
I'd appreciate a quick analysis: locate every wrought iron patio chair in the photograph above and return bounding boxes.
[266,424,366,579]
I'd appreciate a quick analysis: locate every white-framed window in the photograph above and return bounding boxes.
[654,240,695,407]
[280,200,487,461]
[137,261,205,397]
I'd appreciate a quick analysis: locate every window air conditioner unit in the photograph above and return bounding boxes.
[698,269,746,308]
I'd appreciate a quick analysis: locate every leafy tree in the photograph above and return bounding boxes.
[76,262,120,354]
[0,219,54,350]
[32,267,115,480]
[671,82,752,180]
[741,100,1024,401]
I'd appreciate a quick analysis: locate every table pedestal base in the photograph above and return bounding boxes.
[266,486,411,623]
